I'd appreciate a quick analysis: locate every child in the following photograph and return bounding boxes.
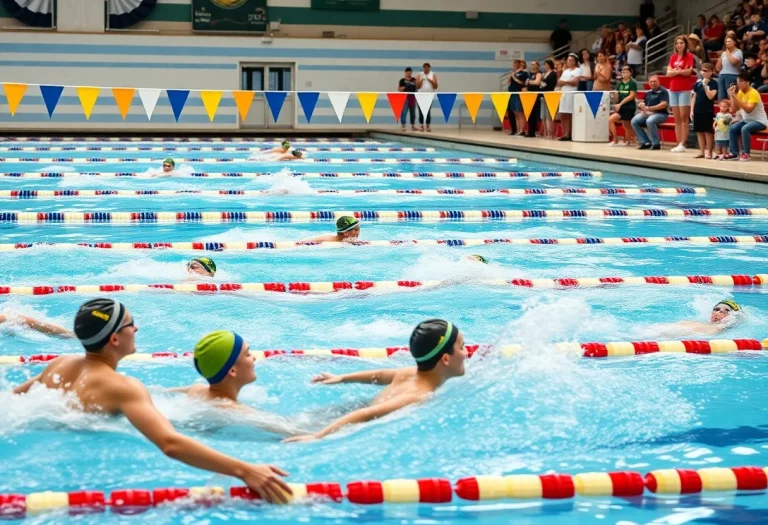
[691,62,718,159]
[714,99,734,159]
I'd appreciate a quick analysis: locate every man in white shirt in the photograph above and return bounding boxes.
[416,62,438,132]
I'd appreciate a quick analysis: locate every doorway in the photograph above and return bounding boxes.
[239,63,295,129]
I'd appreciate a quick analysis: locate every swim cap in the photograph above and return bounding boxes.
[163,157,175,167]
[715,299,741,311]
[292,149,303,157]
[281,141,291,148]
[194,330,244,384]
[469,254,488,264]
[74,298,127,352]
[336,216,360,233]
[189,257,216,276]
[409,319,459,371]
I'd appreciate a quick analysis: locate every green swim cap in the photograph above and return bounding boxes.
[336,215,360,233]
[163,157,175,167]
[189,257,216,276]
[469,254,488,264]
[281,141,291,148]
[194,330,244,384]
[715,299,741,312]
[292,149,303,157]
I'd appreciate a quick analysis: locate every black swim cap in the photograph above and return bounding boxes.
[409,319,459,371]
[74,298,126,352]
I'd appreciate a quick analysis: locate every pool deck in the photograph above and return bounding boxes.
[373,129,768,194]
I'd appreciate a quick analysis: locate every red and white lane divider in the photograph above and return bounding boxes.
[0,157,515,164]
[4,235,764,252]
[0,146,435,153]
[0,171,598,179]
[2,338,765,366]
[2,466,767,516]
[0,187,705,199]
[0,137,383,143]
[0,275,763,296]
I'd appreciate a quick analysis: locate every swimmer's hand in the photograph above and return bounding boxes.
[311,372,343,385]
[240,464,293,504]
[282,434,319,444]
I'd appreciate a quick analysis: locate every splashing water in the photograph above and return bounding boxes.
[38,165,75,173]
[263,168,315,195]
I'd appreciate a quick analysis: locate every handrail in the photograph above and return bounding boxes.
[686,0,741,33]
[644,24,683,79]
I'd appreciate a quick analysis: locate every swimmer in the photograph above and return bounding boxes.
[266,141,292,154]
[162,158,175,173]
[468,254,488,264]
[674,299,743,335]
[276,150,303,161]
[187,257,216,278]
[305,216,361,243]
[284,319,466,443]
[11,298,291,502]
[0,313,74,338]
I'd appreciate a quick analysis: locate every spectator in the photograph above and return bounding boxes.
[608,65,637,146]
[667,35,696,153]
[717,36,743,100]
[640,0,655,29]
[592,26,606,54]
[723,14,736,35]
[505,60,520,135]
[744,13,767,49]
[735,16,749,41]
[693,14,707,39]
[416,62,437,132]
[725,71,768,160]
[627,26,647,76]
[525,61,543,138]
[508,60,529,136]
[759,49,768,92]
[704,15,725,53]
[622,25,634,46]
[550,19,572,58]
[593,51,612,91]
[540,59,558,139]
[601,30,617,55]
[691,62,718,159]
[614,41,628,75]
[398,67,417,132]
[714,100,734,159]
[687,33,706,69]
[615,22,627,45]
[578,48,593,91]
[744,53,763,88]
[556,53,581,141]
[646,17,661,40]
[631,75,669,150]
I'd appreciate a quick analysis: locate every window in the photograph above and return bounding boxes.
[242,68,265,91]
[269,68,292,91]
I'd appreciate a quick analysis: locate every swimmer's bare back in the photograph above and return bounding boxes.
[370,367,434,405]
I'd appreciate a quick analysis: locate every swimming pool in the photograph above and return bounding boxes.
[1,136,768,524]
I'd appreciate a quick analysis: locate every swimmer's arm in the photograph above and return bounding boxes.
[18,315,75,338]
[313,368,400,385]
[12,373,42,395]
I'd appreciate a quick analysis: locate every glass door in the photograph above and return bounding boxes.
[238,63,295,129]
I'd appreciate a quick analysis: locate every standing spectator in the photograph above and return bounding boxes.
[508,60,529,136]
[540,59,558,139]
[693,14,707,40]
[646,17,661,40]
[744,13,768,49]
[550,19,572,59]
[640,0,655,29]
[398,67,417,132]
[714,100,734,159]
[667,35,696,153]
[601,30,617,55]
[556,53,581,141]
[704,15,725,53]
[592,26,606,54]
[614,41,628,75]
[416,62,437,132]
[691,62,718,159]
[717,36,743,100]
[593,51,612,91]
[631,75,670,150]
[609,65,638,146]
[725,71,768,160]
[615,22,627,45]
[506,61,520,135]
[758,49,768,92]
[578,49,593,91]
[687,33,706,69]
[627,26,647,76]
[744,54,763,88]
[525,61,543,138]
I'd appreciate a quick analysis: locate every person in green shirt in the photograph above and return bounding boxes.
[608,66,638,147]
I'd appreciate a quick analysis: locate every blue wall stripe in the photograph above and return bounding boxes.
[299,65,509,73]
[0,60,236,70]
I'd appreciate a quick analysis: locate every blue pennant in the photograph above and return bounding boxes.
[166,90,190,122]
[39,85,64,118]
[584,91,604,118]
[437,93,457,123]
[265,91,288,122]
[297,92,320,123]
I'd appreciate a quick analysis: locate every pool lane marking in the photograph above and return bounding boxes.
[0,146,436,153]
[0,157,516,164]
[0,171,596,179]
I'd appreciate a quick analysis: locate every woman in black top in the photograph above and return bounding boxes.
[525,61,543,137]
[539,59,558,139]
[508,60,530,136]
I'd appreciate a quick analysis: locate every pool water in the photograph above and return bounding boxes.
[1,137,768,524]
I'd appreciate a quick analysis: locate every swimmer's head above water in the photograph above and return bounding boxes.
[711,299,741,324]
[74,298,137,355]
[187,257,216,277]
[194,330,256,386]
[409,319,467,376]
[162,158,175,173]
[292,150,303,159]
[468,254,488,264]
[336,215,361,240]
[281,141,291,150]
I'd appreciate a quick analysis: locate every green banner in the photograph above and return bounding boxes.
[311,0,380,10]
[192,0,267,32]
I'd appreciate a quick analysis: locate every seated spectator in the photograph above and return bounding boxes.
[631,75,670,150]
[693,14,707,40]
[601,30,617,56]
[691,62,718,159]
[627,26,647,76]
[646,17,662,40]
[614,41,628,76]
[744,13,768,50]
[592,26,607,54]
[717,36,744,100]
[735,16,749,41]
[704,15,725,52]
[609,65,638,146]
[622,25,635,46]
[725,72,768,160]
[744,53,763,88]
[759,49,768,92]
[615,22,628,45]
[687,33,706,68]
[723,14,736,35]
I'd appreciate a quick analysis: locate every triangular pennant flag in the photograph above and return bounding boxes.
[386,93,407,122]
[3,83,27,116]
[490,92,512,122]
[297,91,320,123]
[437,93,457,123]
[414,92,434,118]
[76,87,100,120]
[111,88,135,120]
[200,90,223,122]
[39,85,64,118]
[328,92,350,123]
[264,91,287,122]
[584,91,604,118]
[519,93,538,121]
[166,90,190,122]
[138,88,161,120]
[232,90,255,121]
[543,92,562,120]
[463,93,483,123]
[357,92,377,123]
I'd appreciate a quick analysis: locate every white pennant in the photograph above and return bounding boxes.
[415,92,435,116]
[138,88,161,120]
[327,92,350,123]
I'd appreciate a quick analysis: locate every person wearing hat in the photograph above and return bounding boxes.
[687,33,706,69]
[10,298,292,503]
[266,141,292,154]
[674,299,744,335]
[305,215,361,243]
[187,257,217,278]
[161,158,175,174]
[284,319,467,443]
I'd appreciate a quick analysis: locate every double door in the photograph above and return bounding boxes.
[240,63,295,129]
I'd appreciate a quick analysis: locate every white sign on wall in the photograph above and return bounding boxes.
[495,49,524,61]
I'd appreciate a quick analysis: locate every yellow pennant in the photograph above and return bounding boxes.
[543,92,562,120]
[77,87,100,120]
[111,88,135,120]
[463,93,483,123]
[490,92,511,123]
[200,91,223,122]
[3,83,27,116]
[357,92,377,123]
[519,93,538,121]
[232,90,255,121]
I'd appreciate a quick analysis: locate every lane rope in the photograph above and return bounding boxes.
[0,157,515,164]
[0,147,435,153]
[0,137,383,143]
[0,171,598,179]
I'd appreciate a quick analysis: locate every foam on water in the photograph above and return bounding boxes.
[99,257,238,282]
[262,169,315,195]
[38,165,75,173]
